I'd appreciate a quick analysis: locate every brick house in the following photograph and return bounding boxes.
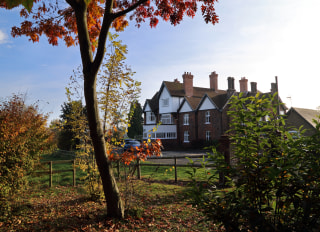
[143,71,286,149]
[286,107,319,136]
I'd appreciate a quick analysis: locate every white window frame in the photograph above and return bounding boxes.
[161,98,169,107]
[166,132,177,139]
[147,112,156,122]
[206,131,211,141]
[205,111,211,124]
[183,114,189,125]
[184,131,189,143]
[160,114,172,124]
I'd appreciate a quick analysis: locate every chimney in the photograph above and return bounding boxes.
[250,82,257,93]
[182,72,194,97]
[239,77,248,92]
[174,78,180,83]
[227,77,235,91]
[271,83,277,93]
[209,71,218,91]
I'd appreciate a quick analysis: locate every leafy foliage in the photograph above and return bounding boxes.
[0,94,54,220]
[4,0,219,50]
[127,100,143,139]
[188,93,320,231]
[98,33,141,134]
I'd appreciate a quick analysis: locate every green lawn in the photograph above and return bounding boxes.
[30,150,214,188]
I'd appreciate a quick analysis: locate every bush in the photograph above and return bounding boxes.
[188,93,320,231]
[0,94,53,220]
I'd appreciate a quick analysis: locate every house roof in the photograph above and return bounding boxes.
[144,79,287,113]
[185,97,202,111]
[288,107,319,129]
[143,91,159,112]
[164,81,229,110]
[163,81,227,98]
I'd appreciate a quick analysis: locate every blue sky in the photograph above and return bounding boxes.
[1,0,320,122]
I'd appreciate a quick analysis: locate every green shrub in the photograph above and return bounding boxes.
[188,93,320,231]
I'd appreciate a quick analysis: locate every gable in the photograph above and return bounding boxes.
[198,96,216,111]
[144,102,152,112]
[179,100,193,113]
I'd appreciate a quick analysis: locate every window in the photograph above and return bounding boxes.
[147,112,155,122]
[161,98,169,107]
[156,133,166,138]
[206,131,211,141]
[184,131,189,142]
[205,111,211,124]
[183,114,189,125]
[166,132,176,139]
[160,114,172,124]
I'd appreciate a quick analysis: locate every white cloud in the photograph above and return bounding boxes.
[0,29,9,44]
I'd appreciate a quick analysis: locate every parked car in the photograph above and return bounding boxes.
[123,139,141,151]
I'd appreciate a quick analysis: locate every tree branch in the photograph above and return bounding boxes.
[92,0,113,74]
[112,0,148,19]
[93,0,148,72]
[66,0,94,76]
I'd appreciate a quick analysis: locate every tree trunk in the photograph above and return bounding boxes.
[68,0,124,218]
[84,72,124,218]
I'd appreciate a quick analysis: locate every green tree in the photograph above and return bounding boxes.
[0,94,53,220]
[99,33,141,134]
[2,0,219,218]
[127,101,143,139]
[188,93,320,231]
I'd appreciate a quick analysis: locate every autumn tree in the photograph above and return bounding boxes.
[127,101,143,139]
[2,0,219,218]
[98,33,140,134]
[0,94,53,220]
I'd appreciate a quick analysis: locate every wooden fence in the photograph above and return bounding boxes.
[116,154,213,183]
[34,160,76,187]
[34,154,212,187]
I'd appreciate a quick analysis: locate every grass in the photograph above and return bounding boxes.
[30,150,214,188]
[2,180,222,231]
[138,162,214,181]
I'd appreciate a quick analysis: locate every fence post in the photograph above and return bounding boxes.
[49,161,53,188]
[73,160,76,187]
[174,156,177,183]
[137,159,141,180]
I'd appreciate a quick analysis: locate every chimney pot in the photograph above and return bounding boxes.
[250,82,257,93]
[209,71,218,91]
[182,72,194,97]
[271,83,277,93]
[227,77,235,91]
[239,77,248,92]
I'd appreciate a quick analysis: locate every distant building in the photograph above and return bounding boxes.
[143,71,286,149]
[286,107,319,136]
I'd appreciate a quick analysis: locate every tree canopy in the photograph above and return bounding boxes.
[3,0,219,50]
